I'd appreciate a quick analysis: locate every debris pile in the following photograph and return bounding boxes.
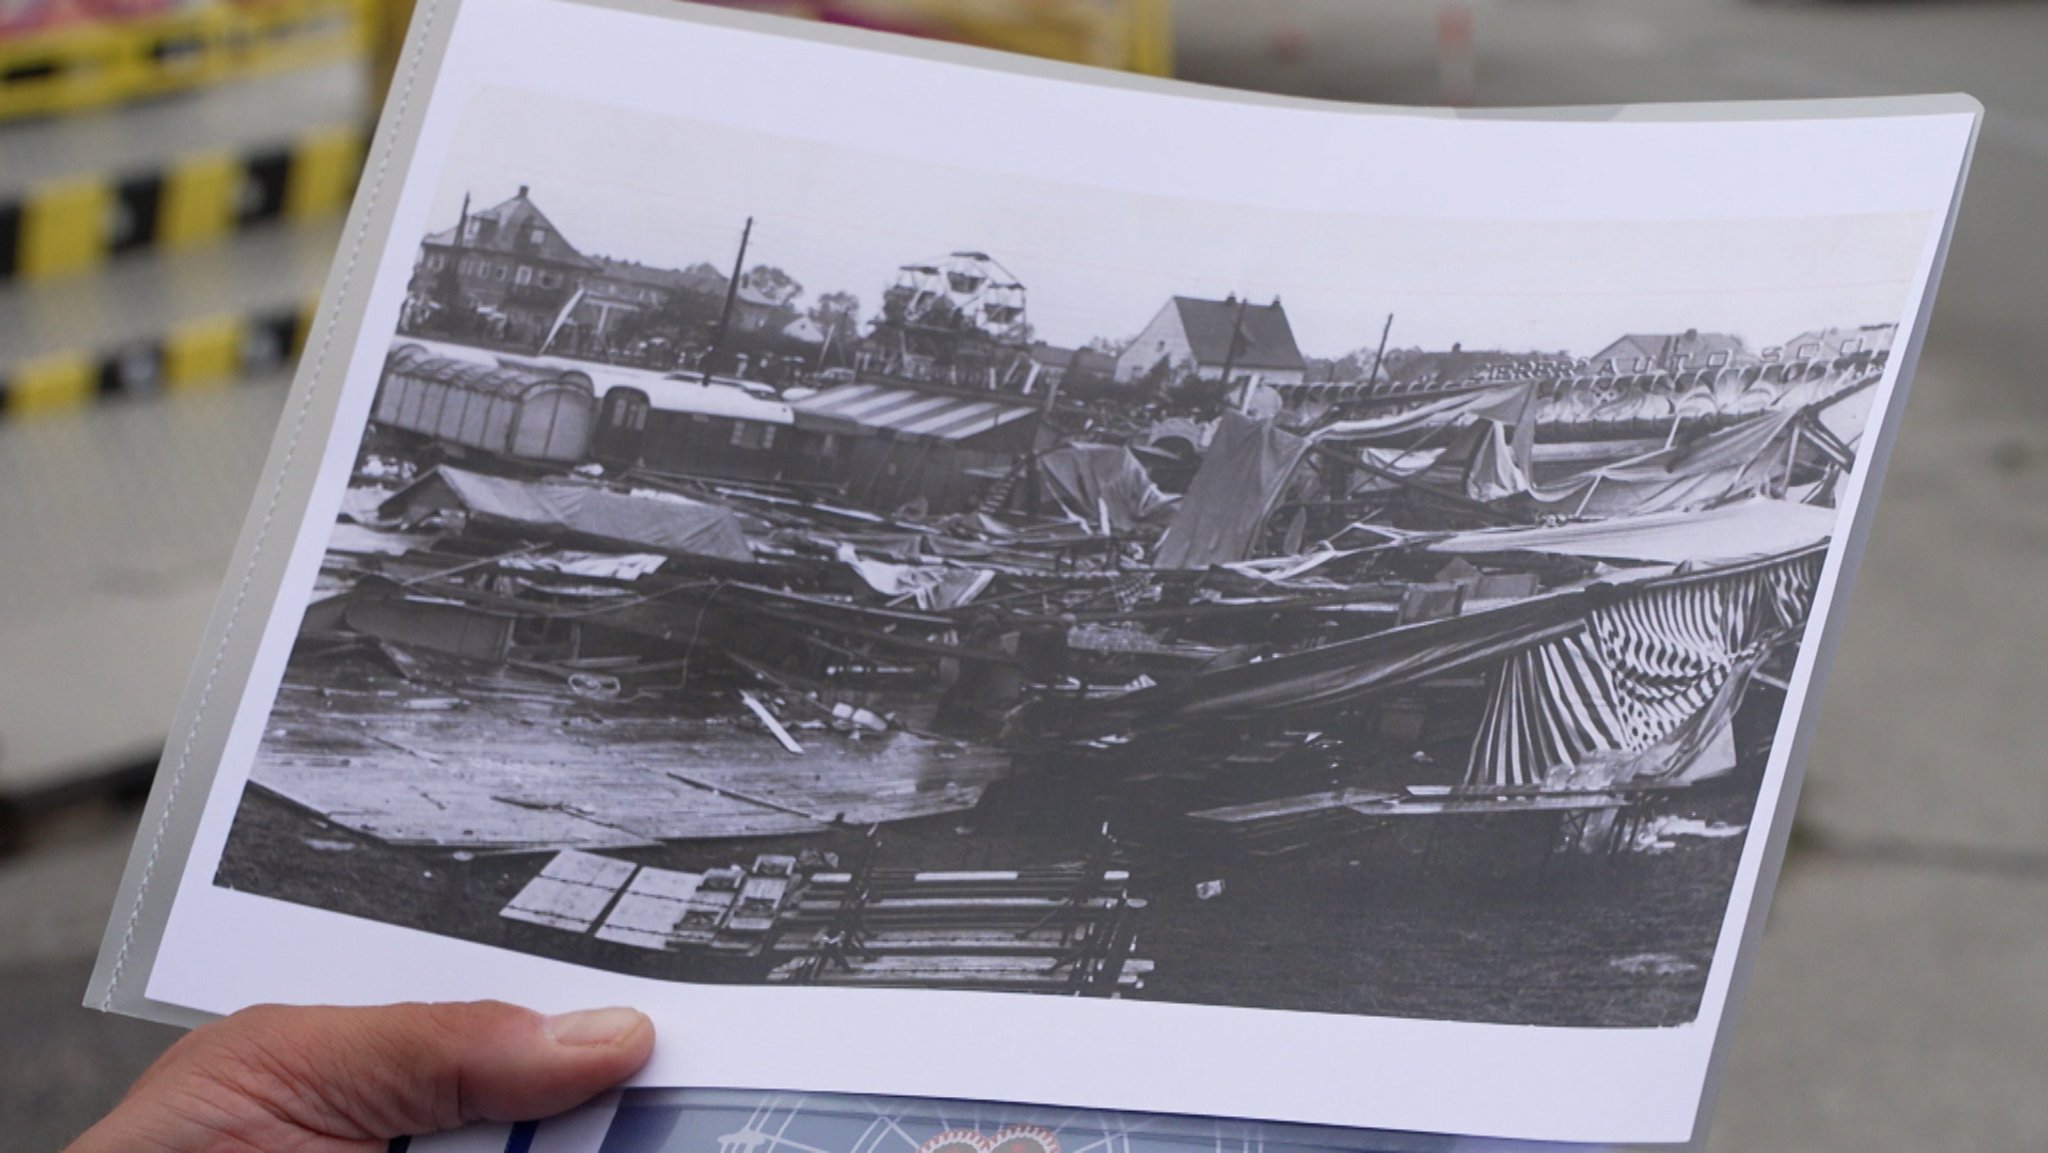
[495,845,1152,997]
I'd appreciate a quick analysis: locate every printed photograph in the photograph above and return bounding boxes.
[214,88,1922,1028]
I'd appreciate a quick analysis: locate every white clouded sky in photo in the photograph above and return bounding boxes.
[434,87,1930,358]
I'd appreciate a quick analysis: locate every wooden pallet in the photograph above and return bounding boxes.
[779,954,1153,993]
[773,865,1151,996]
[499,848,636,933]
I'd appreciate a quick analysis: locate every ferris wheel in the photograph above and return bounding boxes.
[886,251,1030,342]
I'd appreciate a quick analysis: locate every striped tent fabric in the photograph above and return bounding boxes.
[1468,630,1629,788]
[1465,550,1823,788]
[790,383,1037,443]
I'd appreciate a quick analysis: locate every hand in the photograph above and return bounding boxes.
[64,1001,654,1153]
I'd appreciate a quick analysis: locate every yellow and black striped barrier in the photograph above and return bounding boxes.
[0,0,374,121]
[922,0,1174,76]
[0,122,365,283]
[1,296,317,420]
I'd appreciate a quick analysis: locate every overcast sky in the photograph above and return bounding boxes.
[432,88,1931,358]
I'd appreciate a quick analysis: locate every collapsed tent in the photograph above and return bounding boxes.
[1321,384,1866,516]
[1463,419,1536,503]
[1517,407,1805,516]
[1056,546,1824,787]
[835,543,994,611]
[1155,412,1312,569]
[1036,443,1176,532]
[1313,381,1537,442]
[1063,580,1594,727]
[381,466,753,562]
[1429,497,1837,566]
[1466,548,1822,788]
[1315,383,1540,506]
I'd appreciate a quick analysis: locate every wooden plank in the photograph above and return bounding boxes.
[740,691,804,755]
[807,869,1130,886]
[808,956,1071,975]
[249,691,1006,848]
[780,967,1146,990]
[771,929,1097,956]
[593,868,704,950]
[794,962,1155,979]
[500,850,637,933]
[1189,788,1401,824]
[1354,794,1629,818]
[790,896,1124,913]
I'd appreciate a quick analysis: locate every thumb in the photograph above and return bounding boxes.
[133,1001,654,1141]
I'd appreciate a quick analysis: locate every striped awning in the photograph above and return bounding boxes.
[791,382,1036,444]
[1465,549,1824,789]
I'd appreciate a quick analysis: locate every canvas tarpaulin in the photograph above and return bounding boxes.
[791,382,1036,443]
[384,466,753,562]
[1518,407,1804,516]
[835,543,994,611]
[1061,581,1595,731]
[1317,383,1540,505]
[1056,544,1824,741]
[1036,443,1176,532]
[1465,548,1824,789]
[1463,419,1537,503]
[1313,381,1537,442]
[1429,497,1837,567]
[1155,412,1313,569]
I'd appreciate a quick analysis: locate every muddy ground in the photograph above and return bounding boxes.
[217,753,1750,1028]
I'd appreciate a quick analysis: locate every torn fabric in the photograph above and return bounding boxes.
[835,543,994,610]
[1313,381,1538,442]
[1465,549,1822,788]
[382,466,753,562]
[1036,443,1177,532]
[1521,407,1804,516]
[1155,412,1313,569]
[1430,497,1836,566]
[1057,545,1824,735]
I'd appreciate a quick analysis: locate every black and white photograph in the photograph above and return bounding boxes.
[208,86,1922,1030]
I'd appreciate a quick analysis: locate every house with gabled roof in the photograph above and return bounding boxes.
[1112,295,1308,400]
[408,187,699,354]
[408,186,607,344]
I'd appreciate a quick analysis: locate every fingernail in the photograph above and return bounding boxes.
[543,1007,646,1047]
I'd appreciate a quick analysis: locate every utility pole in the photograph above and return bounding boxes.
[1218,295,1250,413]
[1369,312,1394,388]
[434,192,471,322]
[704,216,753,384]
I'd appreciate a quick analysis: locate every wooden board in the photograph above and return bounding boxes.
[772,928,1103,956]
[808,869,1130,885]
[249,682,1007,848]
[593,867,704,950]
[777,956,1151,989]
[500,850,637,933]
[1189,787,1402,825]
[1352,793,1630,818]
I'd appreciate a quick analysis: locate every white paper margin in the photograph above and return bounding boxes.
[123,0,1979,1145]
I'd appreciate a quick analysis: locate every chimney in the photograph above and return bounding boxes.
[517,184,530,199]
